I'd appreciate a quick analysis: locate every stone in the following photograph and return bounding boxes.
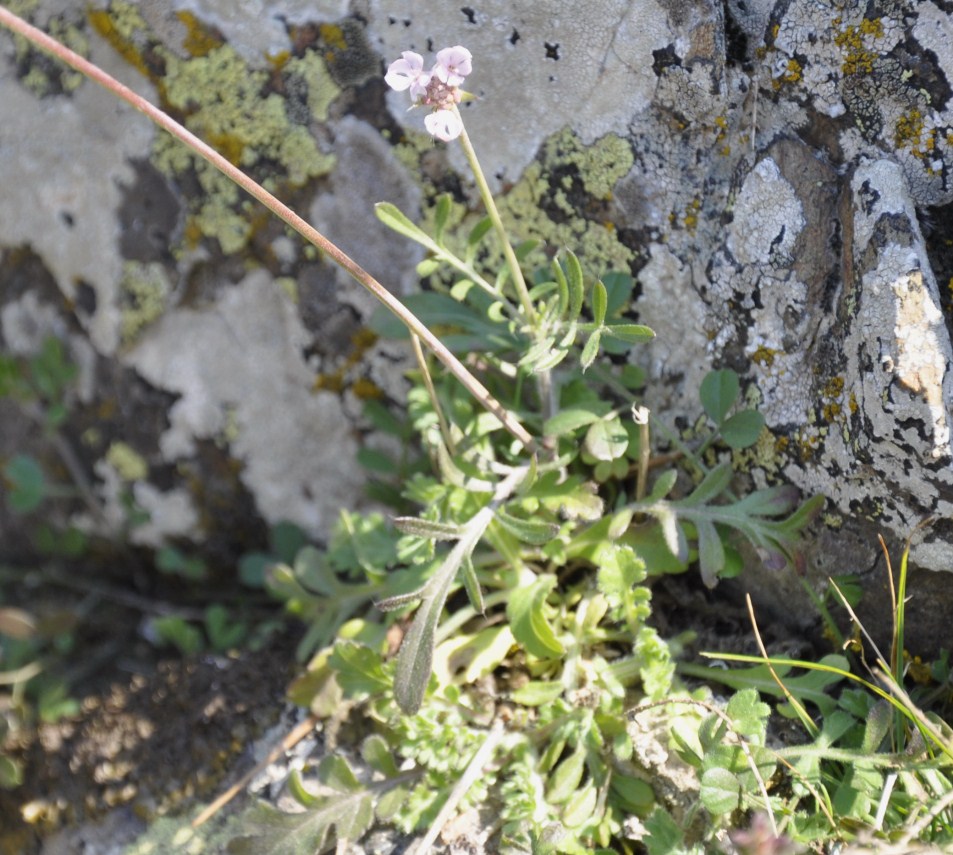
[1,0,952,652]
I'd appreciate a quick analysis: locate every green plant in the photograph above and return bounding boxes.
[678,532,953,847]
[7,11,947,855]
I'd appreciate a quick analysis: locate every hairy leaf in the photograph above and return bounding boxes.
[230,791,373,854]
[699,767,740,815]
[494,509,560,545]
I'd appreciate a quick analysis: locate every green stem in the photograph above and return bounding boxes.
[454,107,536,324]
[0,7,538,454]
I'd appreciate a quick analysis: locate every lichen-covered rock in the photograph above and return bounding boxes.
[2,0,953,649]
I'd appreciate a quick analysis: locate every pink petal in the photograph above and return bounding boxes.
[434,45,472,86]
[385,51,427,92]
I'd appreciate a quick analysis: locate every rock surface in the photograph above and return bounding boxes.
[1,0,952,651]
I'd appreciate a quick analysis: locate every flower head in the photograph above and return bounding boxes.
[385,45,472,141]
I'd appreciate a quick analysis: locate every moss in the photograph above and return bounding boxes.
[106,441,148,482]
[119,261,169,344]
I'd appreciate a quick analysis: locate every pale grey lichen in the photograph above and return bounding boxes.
[125,269,365,536]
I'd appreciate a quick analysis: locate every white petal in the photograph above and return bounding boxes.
[424,109,462,141]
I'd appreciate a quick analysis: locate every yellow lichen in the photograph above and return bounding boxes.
[834,18,883,76]
[318,23,348,53]
[823,376,845,398]
[782,58,802,84]
[106,441,148,482]
[176,10,223,58]
[681,197,702,233]
[119,261,169,344]
[88,3,152,80]
[894,108,936,160]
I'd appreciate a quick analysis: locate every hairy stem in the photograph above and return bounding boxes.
[0,7,537,453]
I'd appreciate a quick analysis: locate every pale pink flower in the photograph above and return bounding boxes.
[433,45,472,86]
[385,46,472,142]
[385,51,431,99]
[424,108,463,141]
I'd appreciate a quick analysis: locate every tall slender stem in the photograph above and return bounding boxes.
[454,108,536,324]
[0,6,538,454]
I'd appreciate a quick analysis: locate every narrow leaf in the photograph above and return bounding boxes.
[580,330,601,371]
[695,518,725,588]
[511,681,564,706]
[591,279,608,326]
[685,463,733,505]
[375,202,439,251]
[494,509,560,545]
[604,323,655,343]
[460,554,485,614]
[565,251,584,321]
[645,469,678,502]
[394,516,489,713]
[547,749,586,804]
[552,258,570,316]
[393,517,463,540]
[466,217,493,262]
[563,781,598,829]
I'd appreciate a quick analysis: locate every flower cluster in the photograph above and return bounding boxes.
[385,46,472,141]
